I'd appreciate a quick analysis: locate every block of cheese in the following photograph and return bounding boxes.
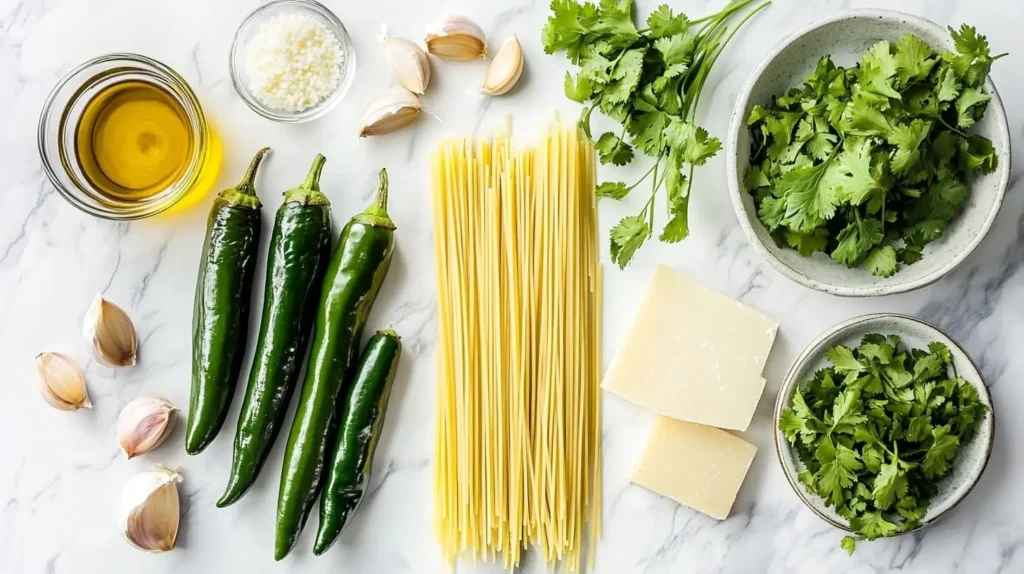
[602,265,779,430]
[631,417,757,520]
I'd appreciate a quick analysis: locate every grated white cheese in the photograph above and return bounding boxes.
[244,12,345,112]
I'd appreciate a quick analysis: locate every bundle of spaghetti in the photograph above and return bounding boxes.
[431,118,602,572]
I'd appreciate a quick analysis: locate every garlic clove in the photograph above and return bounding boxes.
[120,466,183,553]
[83,294,138,367]
[384,36,431,95]
[481,34,524,96]
[36,352,91,411]
[425,15,487,61]
[359,88,423,137]
[117,394,178,459]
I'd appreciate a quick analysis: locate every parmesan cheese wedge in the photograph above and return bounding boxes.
[631,417,757,520]
[602,265,779,431]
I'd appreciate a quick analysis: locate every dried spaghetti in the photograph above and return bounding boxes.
[431,119,602,572]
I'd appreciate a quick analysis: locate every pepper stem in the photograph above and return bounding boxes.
[284,154,331,206]
[236,147,271,195]
[353,169,396,229]
[301,154,327,192]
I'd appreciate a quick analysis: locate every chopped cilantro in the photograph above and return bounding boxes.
[745,26,1004,276]
[779,334,988,552]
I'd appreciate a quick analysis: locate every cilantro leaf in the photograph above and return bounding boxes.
[895,34,937,84]
[831,143,882,206]
[785,229,829,257]
[955,86,991,128]
[604,49,645,103]
[660,154,690,243]
[841,99,894,137]
[779,160,840,232]
[887,120,932,175]
[646,4,689,39]
[815,437,863,507]
[841,536,857,556]
[663,119,721,166]
[542,0,599,60]
[923,425,960,479]
[832,216,883,267]
[865,245,898,278]
[872,459,909,510]
[825,345,865,373]
[850,510,899,540]
[596,181,630,199]
[860,40,901,100]
[937,68,960,103]
[564,71,593,103]
[595,131,634,166]
[609,215,650,269]
[654,32,695,67]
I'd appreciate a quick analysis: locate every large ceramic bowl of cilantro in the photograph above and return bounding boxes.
[726,10,1010,297]
[774,314,994,553]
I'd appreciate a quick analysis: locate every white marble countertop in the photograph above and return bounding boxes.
[2,0,1022,572]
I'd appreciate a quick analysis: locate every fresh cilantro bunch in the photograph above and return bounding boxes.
[543,0,770,268]
[779,334,988,552]
[746,26,1005,277]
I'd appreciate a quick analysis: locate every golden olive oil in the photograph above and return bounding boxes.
[75,81,194,202]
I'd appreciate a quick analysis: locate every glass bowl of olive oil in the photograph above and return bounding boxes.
[38,54,221,220]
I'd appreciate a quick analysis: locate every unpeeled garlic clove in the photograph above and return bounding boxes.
[36,352,91,411]
[384,36,431,95]
[83,294,138,367]
[120,466,183,553]
[117,394,178,459]
[481,34,524,96]
[425,15,487,61]
[359,88,423,137]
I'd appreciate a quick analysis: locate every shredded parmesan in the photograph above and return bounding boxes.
[244,12,345,112]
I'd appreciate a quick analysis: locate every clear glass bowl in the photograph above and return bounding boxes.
[229,0,356,123]
[37,53,218,220]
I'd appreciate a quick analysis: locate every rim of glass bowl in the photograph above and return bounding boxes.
[229,0,356,123]
[37,53,211,220]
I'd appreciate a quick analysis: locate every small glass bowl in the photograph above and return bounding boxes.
[37,53,218,220]
[229,0,356,123]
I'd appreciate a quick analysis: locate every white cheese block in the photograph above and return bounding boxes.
[601,265,779,431]
[631,417,757,520]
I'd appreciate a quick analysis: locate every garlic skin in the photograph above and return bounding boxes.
[117,394,178,459]
[120,466,183,553]
[36,352,91,411]
[83,295,138,367]
[425,15,487,61]
[384,36,431,95]
[481,34,524,96]
[359,88,423,137]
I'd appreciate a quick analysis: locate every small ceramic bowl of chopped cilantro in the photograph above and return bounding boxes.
[725,9,1010,296]
[774,313,993,554]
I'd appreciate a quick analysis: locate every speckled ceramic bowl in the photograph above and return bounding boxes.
[727,10,1011,297]
[774,314,995,536]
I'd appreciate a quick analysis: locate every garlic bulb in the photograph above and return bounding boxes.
[120,466,183,553]
[481,34,524,96]
[359,88,423,137]
[117,394,178,459]
[36,352,91,411]
[384,36,431,95]
[83,295,138,367]
[425,15,487,60]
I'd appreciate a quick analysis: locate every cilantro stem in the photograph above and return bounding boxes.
[934,115,969,138]
[689,2,772,116]
[629,162,658,190]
